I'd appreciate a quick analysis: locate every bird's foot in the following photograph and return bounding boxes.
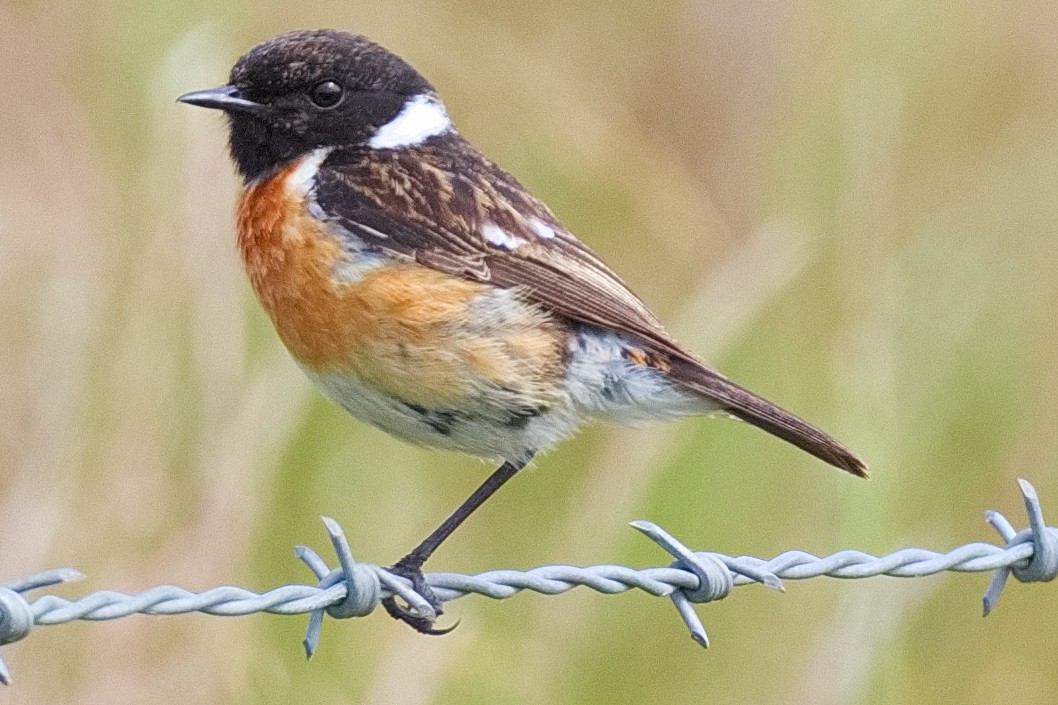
[381,559,458,635]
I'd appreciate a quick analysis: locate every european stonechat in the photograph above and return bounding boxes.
[179,29,867,633]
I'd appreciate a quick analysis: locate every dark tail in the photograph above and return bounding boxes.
[665,355,868,478]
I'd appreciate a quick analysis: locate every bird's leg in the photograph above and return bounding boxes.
[383,457,529,634]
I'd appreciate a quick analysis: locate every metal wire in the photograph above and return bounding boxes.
[0,478,1054,684]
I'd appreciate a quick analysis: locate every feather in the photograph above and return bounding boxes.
[312,134,867,476]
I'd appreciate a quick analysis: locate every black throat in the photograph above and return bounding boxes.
[226,89,412,183]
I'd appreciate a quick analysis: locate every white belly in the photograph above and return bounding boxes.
[300,364,574,462]
[300,324,710,463]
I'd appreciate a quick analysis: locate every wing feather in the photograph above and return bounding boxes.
[313,137,867,477]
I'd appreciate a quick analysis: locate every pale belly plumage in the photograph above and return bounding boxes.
[303,321,711,463]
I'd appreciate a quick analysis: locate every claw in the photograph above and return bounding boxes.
[381,599,459,634]
[383,562,459,635]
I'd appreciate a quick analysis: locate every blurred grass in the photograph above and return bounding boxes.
[1,1,1056,703]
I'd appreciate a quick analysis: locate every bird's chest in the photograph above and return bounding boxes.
[236,157,360,370]
[235,156,568,415]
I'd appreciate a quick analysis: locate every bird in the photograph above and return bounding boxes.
[178,28,867,634]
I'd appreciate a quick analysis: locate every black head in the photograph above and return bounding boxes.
[179,29,437,181]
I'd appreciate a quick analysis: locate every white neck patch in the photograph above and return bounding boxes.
[285,147,333,195]
[368,94,452,150]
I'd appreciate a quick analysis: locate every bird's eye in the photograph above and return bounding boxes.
[309,80,344,108]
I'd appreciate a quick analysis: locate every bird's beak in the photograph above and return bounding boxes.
[177,84,266,115]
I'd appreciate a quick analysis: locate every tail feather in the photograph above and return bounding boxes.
[665,356,868,478]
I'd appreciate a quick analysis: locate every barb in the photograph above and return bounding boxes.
[0,478,1054,683]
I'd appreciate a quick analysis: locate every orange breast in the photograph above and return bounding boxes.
[236,156,566,409]
[237,157,364,370]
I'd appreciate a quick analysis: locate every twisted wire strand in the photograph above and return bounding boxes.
[0,478,1054,684]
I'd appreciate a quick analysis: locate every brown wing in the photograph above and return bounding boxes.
[314,138,867,477]
[315,139,676,352]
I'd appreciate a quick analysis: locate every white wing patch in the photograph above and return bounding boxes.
[368,94,452,150]
[481,221,527,250]
[530,218,556,239]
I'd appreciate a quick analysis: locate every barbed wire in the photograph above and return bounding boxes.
[1,478,1055,685]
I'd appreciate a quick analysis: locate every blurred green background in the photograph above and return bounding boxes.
[2,0,1056,703]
